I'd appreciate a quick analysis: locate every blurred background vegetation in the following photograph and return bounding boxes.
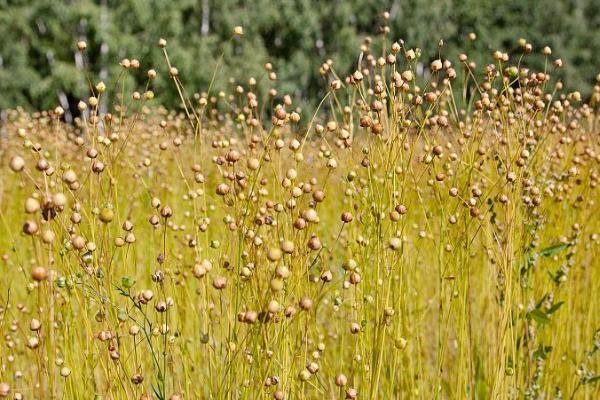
[1,0,599,120]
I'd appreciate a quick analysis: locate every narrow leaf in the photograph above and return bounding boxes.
[529,309,550,325]
[539,243,570,257]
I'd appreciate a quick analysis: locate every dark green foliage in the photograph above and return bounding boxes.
[0,0,598,114]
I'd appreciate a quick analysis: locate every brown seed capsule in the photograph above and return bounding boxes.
[155,301,167,313]
[280,240,295,254]
[303,208,319,223]
[341,212,353,223]
[395,204,407,214]
[431,59,443,72]
[31,266,48,282]
[292,216,306,229]
[62,170,77,184]
[0,382,10,397]
[320,270,333,282]
[160,206,173,218]
[360,115,372,128]
[29,318,41,331]
[23,220,39,235]
[25,198,40,214]
[299,296,313,311]
[389,237,402,250]
[267,247,282,262]
[313,190,325,202]
[285,305,297,318]
[244,311,258,324]
[216,183,230,196]
[149,215,160,226]
[9,156,25,172]
[212,276,227,290]
[246,158,260,171]
[122,220,134,231]
[371,122,383,135]
[71,235,86,250]
[335,374,348,387]
[131,374,144,385]
[275,108,287,120]
[346,388,358,399]
[226,150,241,163]
[307,236,322,250]
[349,272,361,284]
[41,230,55,244]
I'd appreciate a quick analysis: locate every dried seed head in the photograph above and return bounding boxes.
[71,235,86,250]
[335,374,348,387]
[389,237,402,251]
[216,183,230,196]
[41,230,56,244]
[341,212,353,223]
[212,276,227,290]
[9,156,25,172]
[25,198,40,214]
[95,81,106,93]
[0,382,10,397]
[395,204,407,214]
[431,59,443,72]
[299,296,313,311]
[280,240,295,254]
[233,26,244,36]
[160,206,173,218]
[23,220,39,235]
[345,388,358,399]
[29,318,41,331]
[267,247,282,262]
[31,266,48,282]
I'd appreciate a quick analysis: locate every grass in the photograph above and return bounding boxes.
[0,22,599,400]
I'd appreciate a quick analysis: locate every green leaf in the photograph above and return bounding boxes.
[121,276,136,289]
[539,243,570,257]
[586,376,600,384]
[528,309,550,325]
[151,383,162,399]
[533,344,553,359]
[547,301,565,315]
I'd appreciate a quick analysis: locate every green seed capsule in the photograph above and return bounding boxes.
[56,276,66,288]
[117,308,128,322]
[99,207,114,223]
